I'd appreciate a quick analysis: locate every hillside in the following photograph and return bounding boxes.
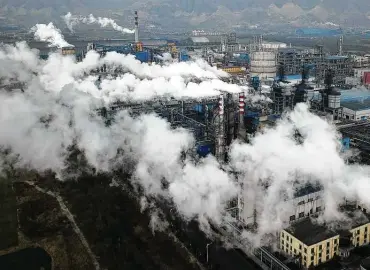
[1,1,370,35]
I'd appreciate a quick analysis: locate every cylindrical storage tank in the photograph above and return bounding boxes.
[250,51,276,79]
[328,90,341,109]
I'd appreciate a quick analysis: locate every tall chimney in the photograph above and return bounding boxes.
[238,92,246,140]
[134,11,139,43]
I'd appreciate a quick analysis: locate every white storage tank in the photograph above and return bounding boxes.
[328,89,341,109]
[250,51,277,79]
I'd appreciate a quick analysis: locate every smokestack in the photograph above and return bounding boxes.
[134,11,139,43]
[216,94,225,162]
[238,92,246,140]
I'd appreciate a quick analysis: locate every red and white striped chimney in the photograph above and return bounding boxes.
[239,92,245,115]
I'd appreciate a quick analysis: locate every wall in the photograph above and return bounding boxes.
[280,230,339,268]
[342,107,370,121]
[289,191,324,223]
[349,223,370,247]
[354,68,370,78]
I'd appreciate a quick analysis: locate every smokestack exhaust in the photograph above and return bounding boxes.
[134,11,139,43]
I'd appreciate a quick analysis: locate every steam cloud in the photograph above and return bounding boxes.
[2,21,370,247]
[63,12,135,34]
[31,23,73,48]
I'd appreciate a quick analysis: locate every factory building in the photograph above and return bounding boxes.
[280,219,339,269]
[280,205,370,269]
[342,100,370,121]
[277,46,324,77]
[340,88,370,120]
[325,56,353,86]
[295,28,343,37]
[61,46,76,56]
[288,185,324,223]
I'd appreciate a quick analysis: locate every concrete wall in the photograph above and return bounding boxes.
[349,223,370,247]
[280,230,339,269]
[289,191,324,223]
[342,107,370,121]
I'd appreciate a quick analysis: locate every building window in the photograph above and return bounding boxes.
[298,201,305,205]
[334,239,338,244]
[319,245,322,250]
[282,240,285,245]
[310,209,313,214]
[290,238,292,244]
[304,247,307,253]
[308,198,313,202]
[316,206,322,212]
[326,242,330,248]
[290,215,295,221]
[299,244,302,250]
[311,248,314,253]
[299,212,304,218]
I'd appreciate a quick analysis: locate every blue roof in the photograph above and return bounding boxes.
[296,28,343,36]
[274,74,307,80]
[340,89,370,101]
[326,55,348,60]
[341,100,370,111]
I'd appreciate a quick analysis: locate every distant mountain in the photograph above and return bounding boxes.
[0,0,370,31]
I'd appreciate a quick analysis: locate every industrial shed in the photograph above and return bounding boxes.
[342,99,370,121]
[295,28,343,37]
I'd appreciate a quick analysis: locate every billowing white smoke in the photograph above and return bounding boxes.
[0,40,240,224]
[2,32,370,246]
[155,53,173,62]
[31,23,73,48]
[63,12,135,34]
[229,103,370,243]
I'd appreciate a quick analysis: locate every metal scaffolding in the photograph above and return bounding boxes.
[98,92,241,162]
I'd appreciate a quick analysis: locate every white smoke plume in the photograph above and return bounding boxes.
[155,53,173,62]
[229,102,370,243]
[2,35,370,247]
[63,12,135,34]
[0,40,240,225]
[31,23,73,48]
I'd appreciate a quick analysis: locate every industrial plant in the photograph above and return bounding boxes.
[44,11,370,270]
[3,8,370,270]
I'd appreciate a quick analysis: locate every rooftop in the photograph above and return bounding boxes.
[190,37,210,43]
[340,204,370,229]
[340,88,370,102]
[285,218,338,246]
[341,99,370,111]
[294,183,322,198]
[326,55,348,60]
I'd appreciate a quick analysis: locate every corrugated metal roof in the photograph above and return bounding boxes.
[342,99,370,111]
[340,89,370,101]
[191,37,210,43]
[326,55,348,60]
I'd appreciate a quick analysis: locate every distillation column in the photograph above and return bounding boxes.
[238,92,246,141]
[215,94,225,162]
